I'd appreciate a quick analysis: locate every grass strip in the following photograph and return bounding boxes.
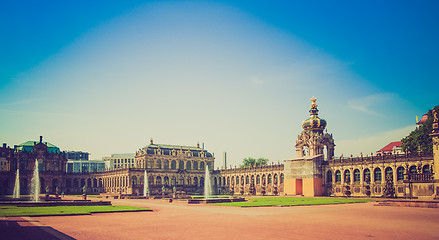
[209,197,371,207]
[0,205,151,217]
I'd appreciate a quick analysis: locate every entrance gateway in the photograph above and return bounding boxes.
[284,97,335,196]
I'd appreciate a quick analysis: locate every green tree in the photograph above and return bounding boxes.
[242,157,269,167]
[402,105,438,154]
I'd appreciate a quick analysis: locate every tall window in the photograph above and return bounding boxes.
[171,160,176,169]
[200,162,205,170]
[179,160,184,170]
[193,161,198,170]
[344,170,351,183]
[163,160,169,170]
[335,170,341,183]
[397,167,405,181]
[354,169,360,182]
[326,171,333,183]
[364,169,371,183]
[374,168,382,182]
[186,161,191,170]
[385,167,393,180]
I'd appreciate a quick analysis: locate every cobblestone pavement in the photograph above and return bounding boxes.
[5,198,439,240]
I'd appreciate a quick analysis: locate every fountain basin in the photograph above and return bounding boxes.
[188,197,246,204]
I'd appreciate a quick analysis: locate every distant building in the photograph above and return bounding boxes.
[376,141,403,156]
[65,151,89,160]
[66,159,106,173]
[417,113,429,125]
[0,143,13,172]
[102,153,135,169]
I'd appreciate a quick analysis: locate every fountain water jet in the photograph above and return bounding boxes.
[30,159,40,202]
[143,169,149,197]
[204,165,212,199]
[13,169,20,199]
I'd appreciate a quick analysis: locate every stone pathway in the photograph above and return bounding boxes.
[3,198,439,239]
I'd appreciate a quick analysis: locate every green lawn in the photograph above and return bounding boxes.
[209,197,371,207]
[0,205,152,217]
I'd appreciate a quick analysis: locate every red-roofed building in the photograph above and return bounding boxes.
[376,141,403,156]
[417,113,429,125]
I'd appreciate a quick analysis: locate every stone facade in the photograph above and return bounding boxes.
[1,99,438,199]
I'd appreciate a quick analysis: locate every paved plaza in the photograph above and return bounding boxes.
[1,198,439,240]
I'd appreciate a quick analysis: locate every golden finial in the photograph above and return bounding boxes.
[310,96,317,109]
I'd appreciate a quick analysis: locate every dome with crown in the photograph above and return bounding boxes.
[302,97,327,134]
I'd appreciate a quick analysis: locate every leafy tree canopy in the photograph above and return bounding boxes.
[402,105,439,154]
[241,157,269,168]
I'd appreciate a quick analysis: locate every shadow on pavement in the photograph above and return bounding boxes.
[0,218,75,240]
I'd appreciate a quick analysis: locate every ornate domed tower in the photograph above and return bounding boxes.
[295,97,335,160]
[284,97,335,197]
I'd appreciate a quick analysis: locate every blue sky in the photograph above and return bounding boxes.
[1,1,438,167]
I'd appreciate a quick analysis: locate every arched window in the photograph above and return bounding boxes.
[200,161,205,170]
[186,161,191,170]
[364,169,371,183]
[423,165,430,174]
[156,176,162,185]
[164,176,169,185]
[257,175,261,184]
[241,176,244,185]
[149,176,154,186]
[187,177,191,185]
[262,175,266,185]
[326,171,333,183]
[335,170,341,183]
[273,174,278,184]
[171,160,177,169]
[410,165,417,174]
[374,168,382,182]
[179,161,184,170]
[353,169,360,182]
[131,176,137,186]
[246,176,249,184]
[268,174,272,184]
[156,160,161,169]
[397,167,405,181]
[193,161,199,170]
[280,174,284,184]
[194,177,198,186]
[87,178,91,187]
[200,177,204,186]
[163,160,169,170]
[344,170,350,183]
[385,167,393,180]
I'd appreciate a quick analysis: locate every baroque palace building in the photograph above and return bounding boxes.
[0,98,438,199]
